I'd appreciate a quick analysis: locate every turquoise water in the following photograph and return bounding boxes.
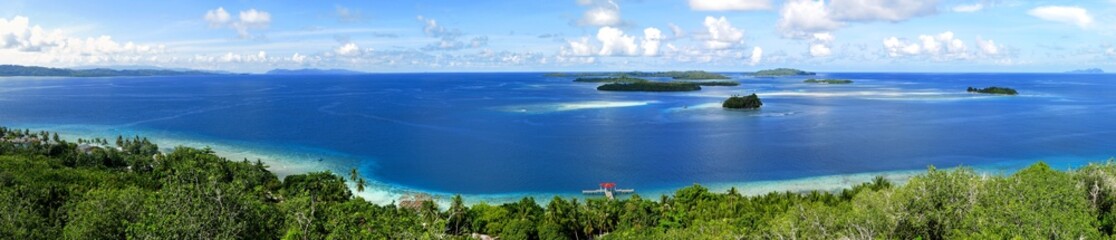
[1,73,1113,203]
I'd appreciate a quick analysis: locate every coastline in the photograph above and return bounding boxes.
[10,123,1111,206]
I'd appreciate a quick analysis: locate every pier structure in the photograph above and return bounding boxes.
[582,182,634,200]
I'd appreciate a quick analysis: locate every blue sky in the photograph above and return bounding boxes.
[0,0,1114,73]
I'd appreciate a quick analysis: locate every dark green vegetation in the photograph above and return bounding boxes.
[679,81,740,86]
[748,68,816,77]
[0,65,215,77]
[723,94,763,109]
[967,86,1018,95]
[4,127,1116,239]
[548,70,729,80]
[597,82,702,92]
[573,76,649,83]
[804,79,853,84]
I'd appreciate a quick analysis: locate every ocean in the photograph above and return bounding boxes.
[1,72,1113,204]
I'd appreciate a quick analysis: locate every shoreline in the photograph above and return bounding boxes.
[8,123,1112,206]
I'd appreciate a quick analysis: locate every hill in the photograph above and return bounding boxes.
[0,65,217,77]
[265,68,366,75]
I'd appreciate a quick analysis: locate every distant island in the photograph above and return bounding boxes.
[573,76,648,83]
[0,64,216,77]
[748,68,816,77]
[548,70,729,80]
[723,94,763,109]
[1066,68,1104,74]
[576,76,740,88]
[265,68,366,75]
[967,86,1018,95]
[804,79,853,84]
[597,82,702,92]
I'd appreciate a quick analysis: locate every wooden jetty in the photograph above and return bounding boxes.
[582,182,634,200]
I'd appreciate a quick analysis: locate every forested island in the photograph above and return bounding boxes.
[3,127,1116,239]
[0,65,216,77]
[265,68,366,75]
[804,79,853,84]
[747,68,816,77]
[573,76,649,83]
[576,76,740,87]
[723,94,763,109]
[967,86,1018,95]
[597,82,702,92]
[548,70,729,80]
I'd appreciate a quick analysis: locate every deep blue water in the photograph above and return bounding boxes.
[1,73,1114,195]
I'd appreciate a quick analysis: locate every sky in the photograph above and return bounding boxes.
[0,0,1114,73]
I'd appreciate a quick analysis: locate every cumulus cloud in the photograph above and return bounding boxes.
[1028,6,1092,28]
[749,46,763,66]
[334,42,363,57]
[596,26,638,56]
[0,15,166,66]
[777,0,842,38]
[578,0,622,27]
[640,28,663,56]
[560,37,597,56]
[809,33,835,57]
[778,0,938,39]
[883,32,997,60]
[688,0,772,11]
[703,16,744,50]
[828,0,939,22]
[975,37,1000,55]
[204,7,231,27]
[668,23,685,38]
[952,3,983,13]
[203,7,272,38]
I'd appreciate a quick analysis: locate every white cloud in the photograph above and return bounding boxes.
[828,0,939,22]
[291,53,306,63]
[703,16,744,50]
[578,0,621,27]
[335,6,364,23]
[884,32,998,60]
[809,32,834,57]
[975,37,999,55]
[0,15,166,66]
[750,46,763,65]
[883,37,922,57]
[688,0,772,11]
[238,9,271,26]
[204,8,272,38]
[1028,6,1092,28]
[596,26,638,56]
[335,42,363,57]
[952,3,983,13]
[561,37,596,56]
[204,7,231,27]
[640,27,662,56]
[777,0,842,38]
[1107,48,1116,57]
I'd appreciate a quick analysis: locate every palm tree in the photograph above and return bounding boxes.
[349,167,366,192]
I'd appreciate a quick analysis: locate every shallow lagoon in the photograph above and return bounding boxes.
[1,73,1114,204]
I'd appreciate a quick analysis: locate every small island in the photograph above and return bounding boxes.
[804,79,853,84]
[675,80,741,86]
[548,70,729,80]
[967,86,1018,95]
[748,68,816,77]
[1066,68,1104,74]
[0,64,216,77]
[573,76,649,83]
[597,82,702,92]
[722,94,763,109]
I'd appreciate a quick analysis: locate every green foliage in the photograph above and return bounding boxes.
[597,81,702,92]
[967,86,1018,95]
[722,94,763,109]
[748,68,816,77]
[0,64,214,77]
[548,70,729,79]
[804,78,853,84]
[3,127,1116,239]
[573,76,648,83]
[674,80,740,86]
